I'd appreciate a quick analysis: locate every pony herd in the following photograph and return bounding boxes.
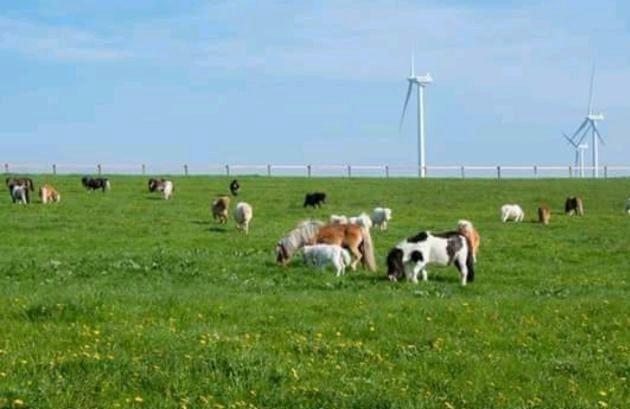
[501,196,585,224]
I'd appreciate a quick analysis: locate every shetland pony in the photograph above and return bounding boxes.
[234,202,253,234]
[148,178,165,192]
[276,221,376,271]
[303,244,351,276]
[457,220,480,263]
[386,231,474,286]
[230,179,240,196]
[501,204,524,222]
[39,184,61,204]
[626,198,630,215]
[82,177,110,192]
[538,206,551,225]
[159,180,174,200]
[371,207,392,230]
[6,177,34,203]
[304,192,326,208]
[11,185,28,204]
[211,196,230,224]
[329,214,349,224]
[565,197,584,216]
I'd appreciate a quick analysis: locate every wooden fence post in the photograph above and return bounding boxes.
[97,164,102,175]
[569,166,573,178]
[184,164,189,176]
[460,166,465,179]
[267,164,271,177]
[307,165,311,178]
[3,163,7,174]
[533,165,538,178]
[225,165,230,176]
[604,166,608,179]
[497,165,501,180]
[385,165,389,178]
[52,164,57,175]
[347,165,352,178]
[141,164,146,175]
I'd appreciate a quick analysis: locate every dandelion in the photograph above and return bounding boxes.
[134,396,144,403]
[599,391,607,397]
[598,401,608,408]
[13,399,24,407]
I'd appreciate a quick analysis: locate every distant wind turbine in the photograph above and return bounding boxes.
[562,132,588,177]
[399,52,432,178]
[563,64,606,178]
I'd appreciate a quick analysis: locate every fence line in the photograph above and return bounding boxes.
[3,163,630,179]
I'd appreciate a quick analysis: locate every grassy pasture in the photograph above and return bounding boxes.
[0,176,629,409]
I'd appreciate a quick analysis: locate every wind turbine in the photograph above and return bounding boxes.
[399,52,432,178]
[563,64,606,178]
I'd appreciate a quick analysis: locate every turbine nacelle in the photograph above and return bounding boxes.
[408,73,433,86]
[587,113,604,121]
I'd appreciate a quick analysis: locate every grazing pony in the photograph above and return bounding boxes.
[329,214,349,224]
[349,212,373,229]
[11,185,28,204]
[501,204,524,222]
[457,220,480,263]
[386,231,474,286]
[148,178,165,192]
[626,198,630,215]
[565,197,584,216]
[82,177,110,192]
[6,177,34,203]
[234,202,253,234]
[538,206,551,225]
[303,244,351,276]
[304,192,326,208]
[39,184,61,204]
[371,207,392,231]
[276,221,376,271]
[211,196,231,224]
[160,180,174,200]
[230,179,240,196]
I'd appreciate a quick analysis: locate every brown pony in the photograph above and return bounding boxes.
[275,220,376,272]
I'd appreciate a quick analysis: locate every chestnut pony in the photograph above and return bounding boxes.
[276,221,376,272]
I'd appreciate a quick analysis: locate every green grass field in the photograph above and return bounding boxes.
[1,176,629,409]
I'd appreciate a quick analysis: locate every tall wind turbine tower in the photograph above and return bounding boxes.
[399,53,432,178]
[563,64,606,177]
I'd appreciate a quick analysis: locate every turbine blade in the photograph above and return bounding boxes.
[587,62,595,115]
[593,123,606,146]
[562,132,578,147]
[399,82,413,132]
[571,118,589,141]
[576,123,591,146]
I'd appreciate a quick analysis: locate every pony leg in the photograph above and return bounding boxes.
[455,258,468,286]
[349,245,362,271]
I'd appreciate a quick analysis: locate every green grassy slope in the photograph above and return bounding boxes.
[0,176,628,409]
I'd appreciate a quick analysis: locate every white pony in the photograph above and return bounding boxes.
[159,180,174,200]
[11,185,28,204]
[371,207,392,231]
[386,231,474,286]
[348,212,372,229]
[626,198,630,215]
[303,244,351,276]
[329,214,348,224]
[234,202,253,234]
[501,204,524,223]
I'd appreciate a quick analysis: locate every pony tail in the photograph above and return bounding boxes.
[360,226,377,272]
[465,236,475,282]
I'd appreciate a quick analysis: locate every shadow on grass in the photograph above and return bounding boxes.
[208,227,228,233]
[192,220,210,225]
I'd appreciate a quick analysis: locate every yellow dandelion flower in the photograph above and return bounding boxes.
[599,391,607,397]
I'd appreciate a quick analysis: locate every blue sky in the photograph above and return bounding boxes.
[1,0,629,167]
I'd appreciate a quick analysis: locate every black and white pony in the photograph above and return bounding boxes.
[6,177,34,203]
[148,178,165,192]
[386,231,475,286]
[230,179,240,196]
[82,176,110,192]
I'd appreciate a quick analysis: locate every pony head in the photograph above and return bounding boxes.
[276,240,290,265]
[386,248,405,282]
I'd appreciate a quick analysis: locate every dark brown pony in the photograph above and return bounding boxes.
[275,221,376,272]
[6,177,34,203]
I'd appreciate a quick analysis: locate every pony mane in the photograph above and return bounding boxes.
[280,220,323,258]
